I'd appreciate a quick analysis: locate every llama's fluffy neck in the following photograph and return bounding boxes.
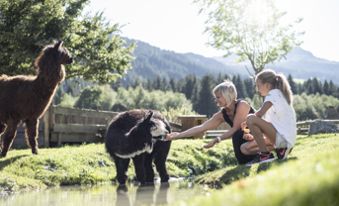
[34,64,65,97]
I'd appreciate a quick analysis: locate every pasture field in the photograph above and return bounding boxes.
[1,133,338,206]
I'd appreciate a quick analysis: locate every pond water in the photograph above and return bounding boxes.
[0,179,211,206]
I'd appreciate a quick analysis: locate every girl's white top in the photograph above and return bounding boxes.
[263,89,297,147]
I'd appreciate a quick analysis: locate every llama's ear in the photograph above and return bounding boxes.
[54,41,63,49]
[145,111,153,121]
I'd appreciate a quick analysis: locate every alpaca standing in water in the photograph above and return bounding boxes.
[105,110,172,185]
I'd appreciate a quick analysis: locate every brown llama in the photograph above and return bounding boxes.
[0,41,72,157]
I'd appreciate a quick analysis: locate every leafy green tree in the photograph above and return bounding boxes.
[74,87,102,110]
[194,0,303,75]
[293,93,339,121]
[0,0,134,83]
[59,93,78,108]
[74,85,115,110]
[112,86,194,116]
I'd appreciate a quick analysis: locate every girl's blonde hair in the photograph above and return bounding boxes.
[213,80,237,104]
[255,69,293,105]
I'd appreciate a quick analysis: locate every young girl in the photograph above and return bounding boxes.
[245,69,296,165]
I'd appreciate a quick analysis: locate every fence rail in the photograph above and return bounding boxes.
[12,106,183,148]
[296,119,339,135]
[46,106,118,146]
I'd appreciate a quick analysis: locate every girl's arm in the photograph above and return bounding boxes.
[255,101,273,118]
[166,112,224,140]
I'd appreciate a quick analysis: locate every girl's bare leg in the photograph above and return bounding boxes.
[246,114,276,152]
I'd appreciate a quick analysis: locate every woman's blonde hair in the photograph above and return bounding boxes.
[255,69,293,105]
[213,80,237,104]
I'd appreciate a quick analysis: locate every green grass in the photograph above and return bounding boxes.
[176,134,339,206]
[1,133,339,206]
[0,139,233,196]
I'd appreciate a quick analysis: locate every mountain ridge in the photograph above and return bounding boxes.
[123,39,339,84]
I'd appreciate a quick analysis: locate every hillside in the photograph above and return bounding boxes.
[122,40,239,83]
[123,39,339,84]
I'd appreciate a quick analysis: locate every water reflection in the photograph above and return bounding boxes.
[0,180,208,206]
[116,183,170,206]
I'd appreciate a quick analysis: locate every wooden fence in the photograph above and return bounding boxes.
[296,119,339,135]
[46,106,118,146]
[12,106,118,148]
[12,106,183,148]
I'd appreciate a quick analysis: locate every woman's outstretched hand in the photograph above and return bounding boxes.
[165,132,180,141]
[203,138,218,149]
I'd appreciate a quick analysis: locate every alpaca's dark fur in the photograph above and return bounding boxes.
[0,41,72,157]
[105,109,172,185]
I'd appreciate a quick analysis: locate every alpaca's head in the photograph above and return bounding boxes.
[145,111,169,138]
[127,111,169,140]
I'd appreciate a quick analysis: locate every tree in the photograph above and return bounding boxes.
[288,74,298,94]
[195,75,218,116]
[194,0,303,75]
[74,85,115,110]
[311,78,323,94]
[181,75,198,100]
[0,0,134,83]
[328,81,337,97]
[169,78,177,92]
[244,78,255,99]
[232,74,247,98]
[74,87,102,110]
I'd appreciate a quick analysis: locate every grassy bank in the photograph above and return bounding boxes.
[177,133,339,206]
[1,133,339,206]
[0,138,232,196]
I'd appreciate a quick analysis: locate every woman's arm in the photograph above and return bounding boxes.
[204,101,251,148]
[166,112,224,140]
[210,101,250,142]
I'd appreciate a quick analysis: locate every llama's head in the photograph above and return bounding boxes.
[34,41,73,81]
[53,41,73,65]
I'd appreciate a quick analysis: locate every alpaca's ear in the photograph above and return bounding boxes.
[54,41,63,49]
[145,110,153,121]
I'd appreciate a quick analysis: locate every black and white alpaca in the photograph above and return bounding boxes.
[105,109,171,185]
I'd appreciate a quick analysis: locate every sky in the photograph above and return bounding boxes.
[86,0,339,62]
